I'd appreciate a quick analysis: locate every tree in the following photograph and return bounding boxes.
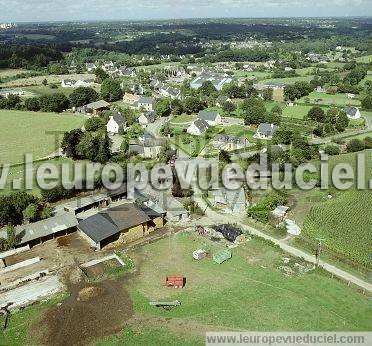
[361,95,372,110]
[94,68,109,83]
[271,104,282,115]
[262,88,273,101]
[155,98,171,117]
[171,99,183,115]
[126,123,144,139]
[324,145,341,156]
[183,97,205,114]
[272,127,295,145]
[39,93,70,113]
[101,79,122,102]
[307,106,325,122]
[25,97,41,111]
[22,203,38,223]
[219,150,231,164]
[244,106,267,125]
[5,224,17,249]
[222,101,236,115]
[335,110,349,132]
[76,132,98,161]
[96,133,111,163]
[42,78,48,86]
[198,81,217,97]
[364,136,372,149]
[69,87,99,107]
[85,117,104,132]
[61,129,84,159]
[346,139,365,153]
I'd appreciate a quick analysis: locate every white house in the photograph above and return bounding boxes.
[343,106,361,120]
[253,123,278,140]
[187,119,210,136]
[61,79,95,88]
[134,97,155,112]
[138,111,157,127]
[198,110,222,126]
[106,113,127,134]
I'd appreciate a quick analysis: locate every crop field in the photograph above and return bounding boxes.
[303,190,371,267]
[297,150,372,268]
[0,110,85,164]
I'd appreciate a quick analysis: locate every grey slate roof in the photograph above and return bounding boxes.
[111,113,126,126]
[0,213,78,246]
[86,100,110,110]
[257,123,278,137]
[138,97,155,106]
[198,110,220,122]
[78,203,150,243]
[193,119,210,133]
[343,106,358,116]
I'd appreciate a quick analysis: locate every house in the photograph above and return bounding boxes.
[134,97,155,112]
[123,93,141,105]
[78,203,151,249]
[347,93,355,99]
[187,119,210,136]
[272,205,289,220]
[0,88,25,98]
[254,123,278,140]
[118,66,136,77]
[210,187,247,214]
[198,110,222,126]
[131,84,144,95]
[85,62,96,72]
[61,79,95,88]
[78,100,111,115]
[138,111,157,127]
[216,95,232,107]
[190,72,232,91]
[213,134,249,151]
[0,213,78,249]
[128,139,163,159]
[343,106,361,120]
[107,113,127,134]
[159,84,181,99]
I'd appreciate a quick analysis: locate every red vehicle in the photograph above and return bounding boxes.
[165,276,185,288]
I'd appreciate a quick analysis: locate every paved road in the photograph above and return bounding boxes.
[192,186,372,293]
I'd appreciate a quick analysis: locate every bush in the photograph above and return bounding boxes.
[346,139,365,153]
[324,145,341,156]
[364,136,372,149]
[25,97,41,111]
[85,117,104,132]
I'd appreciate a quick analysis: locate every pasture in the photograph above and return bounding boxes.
[0,110,85,164]
[1,73,95,88]
[298,92,361,107]
[127,231,370,334]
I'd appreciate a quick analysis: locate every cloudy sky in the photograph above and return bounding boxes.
[0,0,370,22]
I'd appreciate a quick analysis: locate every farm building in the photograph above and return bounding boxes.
[56,186,127,215]
[0,213,78,249]
[77,203,151,249]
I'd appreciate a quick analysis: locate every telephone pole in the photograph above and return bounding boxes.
[315,238,326,267]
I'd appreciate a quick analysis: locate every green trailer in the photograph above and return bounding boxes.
[213,249,232,264]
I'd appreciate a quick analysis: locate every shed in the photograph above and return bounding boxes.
[213,249,232,264]
[193,249,207,260]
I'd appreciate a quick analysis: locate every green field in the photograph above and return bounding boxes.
[298,92,361,107]
[1,231,370,345]
[298,150,372,268]
[303,190,371,267]
[0,158,91,197]
[128,232,370,333]
[0,110,85,164]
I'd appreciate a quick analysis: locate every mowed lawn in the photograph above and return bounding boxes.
[0,110,85,164]
[127,232,370,335]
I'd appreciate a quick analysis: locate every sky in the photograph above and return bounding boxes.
[0,0,371,22]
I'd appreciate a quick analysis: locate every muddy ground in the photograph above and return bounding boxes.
[31,277,133,346]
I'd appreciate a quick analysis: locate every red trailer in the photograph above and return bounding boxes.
[165,276,185,288]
